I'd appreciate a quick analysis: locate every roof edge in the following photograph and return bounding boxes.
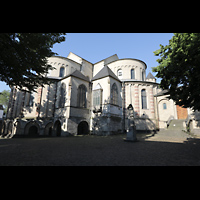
[107,58,147,69]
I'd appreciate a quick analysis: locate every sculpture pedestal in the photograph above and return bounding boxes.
[124,126,138,142]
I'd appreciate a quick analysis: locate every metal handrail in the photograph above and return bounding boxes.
[166,115,174,127]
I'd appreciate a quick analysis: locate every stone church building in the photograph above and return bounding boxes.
[2,52,200,137]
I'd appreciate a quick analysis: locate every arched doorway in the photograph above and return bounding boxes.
[44,122,53,136]
[7,121,13,137]
[54,120,61,137]
[28,125,39,137]
[77,121,89,135]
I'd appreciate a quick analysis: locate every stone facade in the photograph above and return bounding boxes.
[2,52,200,137]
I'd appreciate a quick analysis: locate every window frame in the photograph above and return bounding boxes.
[59,83,66,108]
[59,67,65,77]
[141,89,147,109]
[131,69,135,79]
[111,83,118,105]
[77,84,87,108]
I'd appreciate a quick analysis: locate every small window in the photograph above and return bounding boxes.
[142,71,145,81]
[163,103,167,110]
[131,69,135,79]
[117,69,122,78]
[59,67,65,77]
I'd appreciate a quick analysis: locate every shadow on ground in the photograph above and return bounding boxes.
[0,132,200,166]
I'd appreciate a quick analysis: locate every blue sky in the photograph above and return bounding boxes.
[0,33,174,92]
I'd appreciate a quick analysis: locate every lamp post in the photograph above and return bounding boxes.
[124,104,138,142]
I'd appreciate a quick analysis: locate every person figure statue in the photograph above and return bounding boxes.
[125,104,138,142]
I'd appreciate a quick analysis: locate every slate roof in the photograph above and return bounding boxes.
[91,65,121,82]
[154,89,169,97]
[146,72,156,79]
[70,70,90,82]
[54,70,90,82]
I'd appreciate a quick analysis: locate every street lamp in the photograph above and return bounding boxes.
[124,104,138,142]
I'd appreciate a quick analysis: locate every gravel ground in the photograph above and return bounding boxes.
[0,130,200,166]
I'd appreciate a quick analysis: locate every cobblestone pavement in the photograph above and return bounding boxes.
[0,130,200,166]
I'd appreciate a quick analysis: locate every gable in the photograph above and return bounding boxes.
[92,65,121,82]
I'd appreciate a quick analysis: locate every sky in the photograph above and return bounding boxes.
[0,33,174,92]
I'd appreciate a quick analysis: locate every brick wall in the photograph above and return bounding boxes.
[176,105,188,119]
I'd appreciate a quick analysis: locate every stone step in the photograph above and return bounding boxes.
[168,119,185,130]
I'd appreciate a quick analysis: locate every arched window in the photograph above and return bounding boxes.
[59,67,65,77]
[142,70,145,81]
[141,89,147,109]
[111,83,118,105]
[59,83,66,108]
[26,92,34,107]
[93,84,103,108]
[117,69,122,78]
[131,69,135,79]
[77,84,87,108]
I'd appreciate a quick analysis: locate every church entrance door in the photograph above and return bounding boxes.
[28,125,39,137]
[77,121,89,135]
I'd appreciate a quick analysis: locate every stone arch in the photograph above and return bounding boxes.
[44,122,53,136]
[54,120,61,137]
[24,121,40,137]
[77,121,89,135]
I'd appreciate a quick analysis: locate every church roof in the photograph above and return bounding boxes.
[146,72,156,79]
[58,70,90,82]
[91,65,121,82]
[154,89,169,97]
[70,70,90,82]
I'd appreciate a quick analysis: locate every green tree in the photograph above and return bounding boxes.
[0,90,10,113]
[153,33,200,111]
[0,33,66,92]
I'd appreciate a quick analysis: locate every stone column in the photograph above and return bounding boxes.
[134,84,140,116]
[149,85,155,118]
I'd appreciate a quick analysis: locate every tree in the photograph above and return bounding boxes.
[0,33,66,92]
[152,33,200,111]
[0,90,10,113]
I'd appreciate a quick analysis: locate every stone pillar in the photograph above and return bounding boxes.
[149,85,155,118]
[134,84,140,116]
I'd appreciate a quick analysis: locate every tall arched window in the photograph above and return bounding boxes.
[59,67,65,77]
[26,92,34,107]
[59,83,66,108]
[131,69,135,79]
[111,83,118,105]
[141,89,147,109]
[77,84,87,108]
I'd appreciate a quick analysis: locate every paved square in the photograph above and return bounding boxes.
[0,131,200,166]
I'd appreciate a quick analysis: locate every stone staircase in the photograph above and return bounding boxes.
[145,120,192,142]
[168,119,185,130]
